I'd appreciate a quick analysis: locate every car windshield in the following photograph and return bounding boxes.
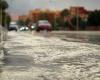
[10,24,17,27]
[38,20,51,26]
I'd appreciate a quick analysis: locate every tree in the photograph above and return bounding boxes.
[0,0,9,10]
[0,0,10,28]
[88,10,100,26]
[5,14,11,28]
[87,10,100,30]
[56,9,69,30]
[52,17,61,30]
[71,16,81,30]
[60,9,69,17]
[17,19,25,27]
[2,11,11,28]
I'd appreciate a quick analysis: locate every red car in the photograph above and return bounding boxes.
[36,20,52,32]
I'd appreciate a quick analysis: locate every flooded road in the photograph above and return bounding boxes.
[0,31,100,80]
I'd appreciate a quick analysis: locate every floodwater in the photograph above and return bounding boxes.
[0,31,100,80]
[88,35,100,45]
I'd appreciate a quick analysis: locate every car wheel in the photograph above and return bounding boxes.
[36,29,40,32]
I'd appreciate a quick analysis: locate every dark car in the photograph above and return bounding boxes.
[36,20,52,32]
[8,24,18,31]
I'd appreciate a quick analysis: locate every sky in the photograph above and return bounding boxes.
[6,0,100,15]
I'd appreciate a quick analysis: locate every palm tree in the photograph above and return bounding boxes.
[0,0,9,10]
[0,0,10,27]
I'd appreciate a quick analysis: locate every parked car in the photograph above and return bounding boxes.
[8,24,18,31]
[36,20,52,32]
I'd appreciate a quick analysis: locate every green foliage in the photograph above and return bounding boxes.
[25,18,31,26]
[2,11,11,27]
[17,19,25,26]
[0,0,11,28]
[17,18,31,27]
[71,16,81,27]
[88,10,100,26]
[53,17,70,30]
[71,16,87,30]
[60,9,69,17]
[71,16,82,30]
[0,0,8,10]
[52,9,69,30]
